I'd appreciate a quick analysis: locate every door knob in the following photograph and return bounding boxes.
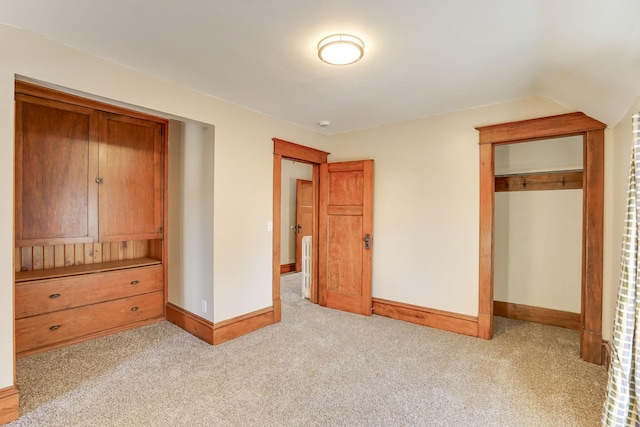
[364,234,371,250]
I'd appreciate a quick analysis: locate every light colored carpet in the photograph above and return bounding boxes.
[7,273,607,426]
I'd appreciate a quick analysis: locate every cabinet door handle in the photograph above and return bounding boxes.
[49,293,61,299]
[130,280,139,285]
[131,306,139,312]
[95,177,104,184]
[49,325,61,331]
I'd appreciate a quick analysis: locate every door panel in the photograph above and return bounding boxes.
[327,216,363,294]
[319,160,373,316]
[295,179,313,272]
[98,112,163,242]
[15,95,99,246]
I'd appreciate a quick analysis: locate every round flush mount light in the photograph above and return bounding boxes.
[317,34,364,65]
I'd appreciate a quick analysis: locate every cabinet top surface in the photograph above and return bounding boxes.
[15,257,162,283]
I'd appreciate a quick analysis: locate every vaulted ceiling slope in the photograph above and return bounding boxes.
[1,1,639,134]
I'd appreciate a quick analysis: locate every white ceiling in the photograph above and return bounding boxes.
[1,0,639,134]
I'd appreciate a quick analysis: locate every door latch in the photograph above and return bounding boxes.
[364,234,371,250]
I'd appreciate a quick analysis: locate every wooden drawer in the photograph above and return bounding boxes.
[15,291,163,354]
[16,266,163,318]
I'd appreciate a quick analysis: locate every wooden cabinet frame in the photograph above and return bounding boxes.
[476,112,606,364]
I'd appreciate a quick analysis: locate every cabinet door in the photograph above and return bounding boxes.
[98,112,163,241]
[15,94,99,246]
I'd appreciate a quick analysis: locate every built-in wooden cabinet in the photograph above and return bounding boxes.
[14,81,168,356]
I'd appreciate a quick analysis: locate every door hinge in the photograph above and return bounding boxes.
[159,127,164,135]
[158,227,163,233]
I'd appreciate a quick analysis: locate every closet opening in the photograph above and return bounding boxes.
[493,136,583,333]
[476,112,606,364]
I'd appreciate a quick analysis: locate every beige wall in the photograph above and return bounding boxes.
[168,120,215,321]
[494,137,583,313]
[280,160,313,265]
[494,190,583,312]
[328,98,574,316]
[603,97,640,340]
[0,24,329,389]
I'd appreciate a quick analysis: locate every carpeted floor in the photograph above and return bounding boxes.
[7,273,607,426]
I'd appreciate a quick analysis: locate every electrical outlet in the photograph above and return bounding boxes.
[202,299,207,314]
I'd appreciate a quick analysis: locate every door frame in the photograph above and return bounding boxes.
[295,179,313,272]
[272,138,329,322]
[476,112,606,364]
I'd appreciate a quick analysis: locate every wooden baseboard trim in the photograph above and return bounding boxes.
[280,263,295,274]
[372,298,478,337]
[166,302,214,345]
[494,301,580,330]
[602,340,611,371]
[582,329,603,365]
[0,385,20,425]
[213,307,274,345]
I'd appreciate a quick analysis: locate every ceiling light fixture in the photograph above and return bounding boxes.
[317,34,364,65]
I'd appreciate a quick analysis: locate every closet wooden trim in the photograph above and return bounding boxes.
[493,301,580,330]
[602,341,612,371]
[477,112,606,145]
[495,170,583,192]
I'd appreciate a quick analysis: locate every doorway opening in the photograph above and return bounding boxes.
[476,112,606,364]
[272,139,329,322]
[279,160,313,275]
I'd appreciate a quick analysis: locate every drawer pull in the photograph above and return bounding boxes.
[49,325,61,331]
[131,306,139,312]
[49,293,61,299]
[130,280,140,285]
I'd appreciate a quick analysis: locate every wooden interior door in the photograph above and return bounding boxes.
[319,160,374,316]
[98,112,164,242]
[295,179,313,272]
